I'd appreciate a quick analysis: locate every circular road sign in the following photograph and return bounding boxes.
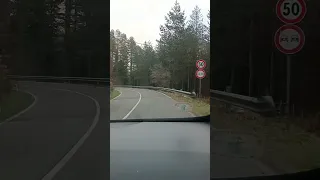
[274,24,305,54]
[276,0,307,24]
[196,59,206,69]
[195,69,206,79]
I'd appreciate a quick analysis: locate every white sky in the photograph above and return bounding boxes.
[110,0,210,46]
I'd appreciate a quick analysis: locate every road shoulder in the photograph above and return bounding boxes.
[211,101,320,174]
[160,91,210,117]
[110,89,121,100]
[0,90,36,123]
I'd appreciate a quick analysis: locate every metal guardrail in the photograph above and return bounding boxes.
[7,76,193,96]
[210,89,276,116]
[114,85,195,97]
[8,75,109,84]
[7,75,275,115]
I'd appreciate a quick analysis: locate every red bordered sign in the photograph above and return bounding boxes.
[274,24,305,54]
[195,69,206,79]
[196,59,206,69]
[276,0,307,24]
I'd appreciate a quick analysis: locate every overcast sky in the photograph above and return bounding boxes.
[110,0,210,46]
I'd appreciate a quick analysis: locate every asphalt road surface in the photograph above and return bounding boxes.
[0,83,273,180]
[110,87,193,120]
[110,88,209,180]
[0,82,109,180]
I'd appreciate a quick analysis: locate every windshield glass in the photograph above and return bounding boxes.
[110,0,210,120]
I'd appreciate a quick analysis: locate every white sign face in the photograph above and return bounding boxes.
[195,69,206,79]
[276,0,307,24]
[196,59,206,69]
[274,25,305,54]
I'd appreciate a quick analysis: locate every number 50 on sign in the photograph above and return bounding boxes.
[276,0,307,24]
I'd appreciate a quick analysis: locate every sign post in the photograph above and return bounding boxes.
[275,0,306,114]
[196,59,206,97]
[286,55,291,114]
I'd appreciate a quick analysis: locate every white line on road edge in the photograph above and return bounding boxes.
[157,91,173,100]
[41,88,101,180]
[111,89,122,100]
[158,91,195,117]
[0,90,38,127]
[188,112,196,117]
[122,89,142,120]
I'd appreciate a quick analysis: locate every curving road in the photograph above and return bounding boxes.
[110,88,210,180]
[0,83,272,179]
[110,87,193,120]
[0,82,109,180]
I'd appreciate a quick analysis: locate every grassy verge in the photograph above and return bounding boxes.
[211,101,320,174]
[160,91,210,116]
[0,91,35,122]
[110,89,121,100]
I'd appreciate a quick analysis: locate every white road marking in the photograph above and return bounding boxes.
[188,112,196,117]
[122,89,142,120]
[41,88,100,180]
[158,90,195,117]
[0,90,37,126]
[111,89,122,100]
[157,91,173,100]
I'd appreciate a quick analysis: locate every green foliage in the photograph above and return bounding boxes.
[8,0,109,77]
[150,64,171,87]
[0,61,11,103]
[110,1,210,96]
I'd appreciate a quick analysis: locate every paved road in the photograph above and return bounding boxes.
[110,88,273,178]
[0,83,273,179]
[0,82,109,180]
[110,87,193,120]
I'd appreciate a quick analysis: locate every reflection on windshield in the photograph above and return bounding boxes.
[110,1,210,120]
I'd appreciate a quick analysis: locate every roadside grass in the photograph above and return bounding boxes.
[110,89,120,100]
[211,101,320,174]
[160,91,210,116]
[0,91,35,122]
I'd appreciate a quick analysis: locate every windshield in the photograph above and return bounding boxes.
[110,0,210,120]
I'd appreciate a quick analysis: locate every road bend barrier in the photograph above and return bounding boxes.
[7,76,274,116]
[210,89,277,117]
[113,85,196,97]
[7,75,110,86]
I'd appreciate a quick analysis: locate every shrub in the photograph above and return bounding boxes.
[0,62,11,102]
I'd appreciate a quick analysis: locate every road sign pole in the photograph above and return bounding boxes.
[286,55,291,114]
[199,78,201,97]
[195,59,206,97]
[275,0,306,115]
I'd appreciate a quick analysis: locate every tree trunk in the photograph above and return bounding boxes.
[64,0,71,76]
[248,18,254,96]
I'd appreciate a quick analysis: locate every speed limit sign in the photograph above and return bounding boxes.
[276,0,307,24]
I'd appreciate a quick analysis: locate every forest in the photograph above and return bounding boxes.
[2,0,320,116]
[1,0,109,78]
[110,1,210,96]
[211,0,320,116]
